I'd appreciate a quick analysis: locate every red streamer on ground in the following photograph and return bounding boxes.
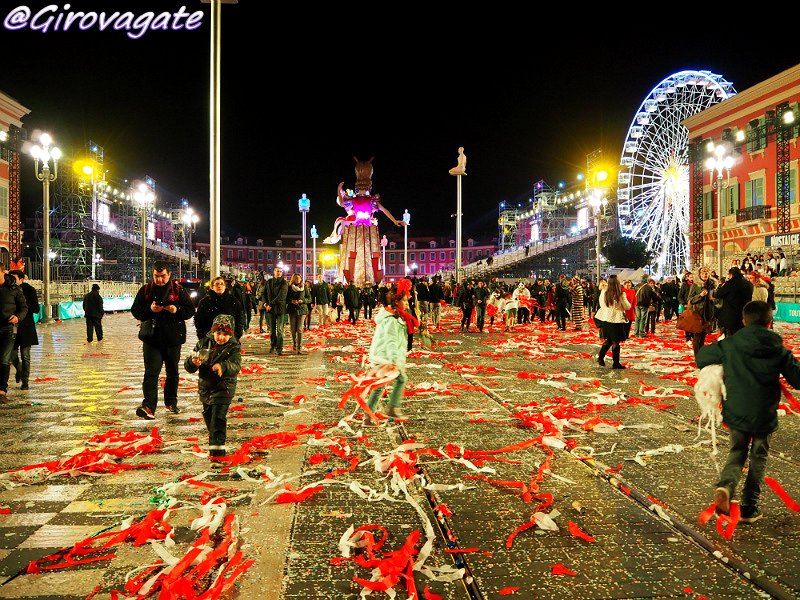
[765,476,800,511]
[424,584,444,600]
[275,484,325,503]
[499,587,520,594]
[568,521,596,543]
[550,563,576,576]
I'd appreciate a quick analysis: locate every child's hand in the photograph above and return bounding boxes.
[191,357,202,366]
[212,363,223,376]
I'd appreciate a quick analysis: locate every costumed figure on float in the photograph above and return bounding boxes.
[323,157,405,285]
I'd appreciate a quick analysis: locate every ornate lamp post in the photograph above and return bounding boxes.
[182,207,200,279]
[310,224,318,278]
[298,193,310,278]
[30,133,61,322]
[402,209,411,275]
[589,189,608,283]
[705,142,734,278]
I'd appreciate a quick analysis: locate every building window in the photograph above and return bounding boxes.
[389,242,396,249]
[419,265,425,274]
[776,169,798,203]
[410,253,416,261]
[276,240,282,247]
[467,239,474,247]
[429,241,436,248]
[0,186,7,219]
[389,265,395,274]
[238,250,244,260]
[744,178,765,207]
[389,253,396,261]
[409,241,416,249]
[295,252,301,261]
[248,250,254,259]
[724,184,739,216]
[420,252,425,260]
[703,191,714,219]
[227,249,233,259]
[258,251,263,259]
[467,251,473,261]
[450,251,455,260]
[747,119,767,153]
[267,251,274,260]
[440,252,445,260]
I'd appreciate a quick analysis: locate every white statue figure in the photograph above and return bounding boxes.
[449,146,467,176]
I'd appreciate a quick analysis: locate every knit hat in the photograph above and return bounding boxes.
[211,314,235,335]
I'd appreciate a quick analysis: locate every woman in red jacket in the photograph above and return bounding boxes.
[622,280,637,338]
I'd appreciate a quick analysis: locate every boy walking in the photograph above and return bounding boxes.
[697,300,800,523]
[185,314,241,466]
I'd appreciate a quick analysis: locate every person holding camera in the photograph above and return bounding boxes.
[131,262,196,419]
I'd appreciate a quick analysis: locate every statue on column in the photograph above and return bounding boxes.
[323,157,405,284]
[449,147,467,176]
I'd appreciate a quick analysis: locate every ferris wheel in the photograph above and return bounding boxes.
[617,70,736,276]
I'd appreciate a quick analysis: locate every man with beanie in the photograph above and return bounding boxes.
[715,266,754,338]
[9,270,38,390]
[185,313,241,465]
[0,264,27,401]
[131,262,195,419]
[82,283,104,343]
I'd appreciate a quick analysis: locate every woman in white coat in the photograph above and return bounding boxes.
[594,275,631,369]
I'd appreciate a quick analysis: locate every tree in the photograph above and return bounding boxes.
[602,236,655,269]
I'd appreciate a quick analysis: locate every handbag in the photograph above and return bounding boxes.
[138,318,157,341]
[676,308,704,334]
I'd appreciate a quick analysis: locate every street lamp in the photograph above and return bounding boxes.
[589,190,608,283]
[310,224,318,279]
[30,132,61,322]
[705,142,734,278]
[182,206,200,279]
[298,193,310,279]
[380,235,388,275]
[402,209,411,274]
[134,182,155,283]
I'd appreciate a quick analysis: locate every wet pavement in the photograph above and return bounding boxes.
[0,308,799,599]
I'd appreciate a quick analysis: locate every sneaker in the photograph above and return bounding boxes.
[714,487,730,516]
[740,506,763,523]
[165,404,180,414]
[135,406,156,420]
[20,382,28,390]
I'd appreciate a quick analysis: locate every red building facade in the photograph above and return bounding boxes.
[684,64,800,268]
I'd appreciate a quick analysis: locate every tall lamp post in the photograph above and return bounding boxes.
[380,235,388,276]
[310,225,318,279]
[30,133,61,323]
[298,193,310,279]
[402,209,411,274]
[705,142,733,278]
[134,183,155,283]
[589,190,608,283]
[182,207,200,279]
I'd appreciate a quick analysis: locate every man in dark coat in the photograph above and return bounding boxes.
[82,283,104,343]
[344,281,361,324]
[312,275,331,327]
[131,261,196,418]
[661,276,679,321]
[9,270,37,390]
[428,278,444,328]
[472,280,489,332]
[715,266,754,337]
[194,276,245,340]
[261,266,289,355]
[0,265,27,400]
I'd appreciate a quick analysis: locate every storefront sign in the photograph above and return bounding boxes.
[764,233,800,248]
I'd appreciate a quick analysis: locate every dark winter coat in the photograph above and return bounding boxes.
[262,276,289,315]
[194,289,245,340]
[457,287,474,309]
[15,281,39,348]
[0,278,27,329]
[715,272,754,332]
[415,283,430,302]
[686,278,716,324]
[184,335,241,405]
[697,325,800,433]
[312,281,331,305]
[555,281,571,308]
[344,284,361,309]
[82,289,104,319]
[286,284,311,315]
[635,283,659,308]
[131,279,196,347]
[428,283,444,304]
[360,285,376,307]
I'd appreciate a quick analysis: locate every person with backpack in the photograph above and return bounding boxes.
[131,261,196,419]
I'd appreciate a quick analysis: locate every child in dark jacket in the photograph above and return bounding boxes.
[697,300,800,523]
[185,314,241,466]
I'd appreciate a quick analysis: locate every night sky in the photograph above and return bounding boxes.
[4,2,798,243]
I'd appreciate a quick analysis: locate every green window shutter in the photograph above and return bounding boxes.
[792,169,797,203]
[0,187,7,219]
[727,184,738,216]
[745,181,753,208]
[755,178,765,206]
